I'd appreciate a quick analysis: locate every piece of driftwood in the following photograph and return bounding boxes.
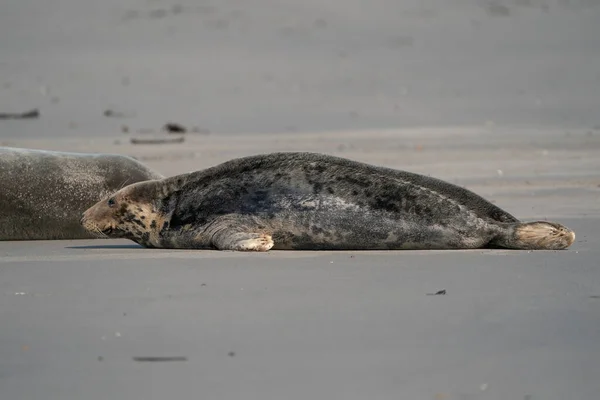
[0,109,40,120]
[130,136,185,145]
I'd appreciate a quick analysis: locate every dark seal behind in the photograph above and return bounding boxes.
[81,152,575,251]
[1,147,163,240]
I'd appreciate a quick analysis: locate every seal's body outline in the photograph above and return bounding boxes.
[81,152,575,251]
[1,147,163,240]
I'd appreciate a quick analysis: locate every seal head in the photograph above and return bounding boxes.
[81,180,165,247]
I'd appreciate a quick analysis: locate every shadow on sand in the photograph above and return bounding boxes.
[66,244,143,250]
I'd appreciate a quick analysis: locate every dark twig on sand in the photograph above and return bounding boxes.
[130,136,185,145]
[0,108,40,120]
[426,289,447,296]
[133,356,187,362]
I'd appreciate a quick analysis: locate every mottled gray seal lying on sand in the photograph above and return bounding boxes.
[1,147,163,240]
[81,152,575,251]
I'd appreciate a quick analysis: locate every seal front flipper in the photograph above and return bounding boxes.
[205,215,274,251]
[212,231,275,251]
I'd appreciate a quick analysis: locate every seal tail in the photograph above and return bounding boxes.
[491,221,575,250]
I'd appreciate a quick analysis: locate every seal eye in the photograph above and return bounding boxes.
[107,198,116,207]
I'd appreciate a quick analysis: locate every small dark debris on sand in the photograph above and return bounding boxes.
[163,122,187,133]
[104,109,132,118]
[130,136,185,145]
[0,108,40,120]
[133,356,188,362]
[427,289,447,296]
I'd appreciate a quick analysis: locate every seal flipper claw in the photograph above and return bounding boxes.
[212,231,274,251]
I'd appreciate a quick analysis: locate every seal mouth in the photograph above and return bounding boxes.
[80,216,113,238]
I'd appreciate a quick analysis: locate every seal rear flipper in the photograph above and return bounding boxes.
[490,221,575,250]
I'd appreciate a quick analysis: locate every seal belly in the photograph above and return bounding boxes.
[260,194,490,250]
[182,165,498,250]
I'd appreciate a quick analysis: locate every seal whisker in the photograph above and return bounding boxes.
[118,178,132,191]
[91,226,107,238]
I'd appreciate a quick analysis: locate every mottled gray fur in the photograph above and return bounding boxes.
[1,147,163,240]
[160,152,517,249]
[83,152,575,251]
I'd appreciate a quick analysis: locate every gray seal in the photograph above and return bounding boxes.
[81,152,575,251]
[1,147,163,240]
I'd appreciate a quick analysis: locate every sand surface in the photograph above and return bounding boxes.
[1,127,599,400]
[1,1,600,399]
[1,217,599,400]
[1,0,600,137]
